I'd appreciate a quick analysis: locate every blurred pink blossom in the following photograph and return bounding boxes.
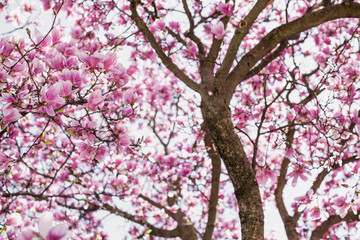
[19,212,71,240]
[6,213,22,226]
[211,22,226,39]
[218,3,234,17]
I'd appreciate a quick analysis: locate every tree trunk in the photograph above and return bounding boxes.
[175,210,198,240]
[202,96,264,239]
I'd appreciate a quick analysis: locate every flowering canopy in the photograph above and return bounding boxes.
[0,0,360,239]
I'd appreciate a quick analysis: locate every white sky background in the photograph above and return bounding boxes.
[2,1,357,239]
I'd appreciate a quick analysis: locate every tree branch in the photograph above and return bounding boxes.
[274,124,299,240]
[216,0,272,82]
[182,0,205,55]
[139,194,177,219]
[310,156,359,195]
[202,125,221,240]
[226,1,360,102]
[310,211,359,240]
[102,203,180,238]
[129,0,203,94]
[243,40,288,80]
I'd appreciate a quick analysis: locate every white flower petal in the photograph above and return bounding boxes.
[38,212,54,237]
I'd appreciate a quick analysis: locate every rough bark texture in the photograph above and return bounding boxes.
[202,96,264,240]
[202,124,221,240]
[175,210,198,240]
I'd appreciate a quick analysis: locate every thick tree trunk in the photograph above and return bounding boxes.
[175,210,198,240]
[202,96,264,240]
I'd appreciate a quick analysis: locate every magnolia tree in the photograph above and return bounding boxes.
[1,0,360,239]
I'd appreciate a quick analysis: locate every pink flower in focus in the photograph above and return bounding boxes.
[218,3,234,17]
[0,37,15,57]
[51,28,63,45]
[87,89,104,110]
[57,69,83,88]
[79,52,102,69]
[34,28,51,48]
[101,52,117,71]
[41,84,65,116]
[31,58,45,75]
[333,196,350,218]
[48,53,66,70]
[211,22,226,39]
[2,106,22,123]
[1,92,17,104]
[55,80,77,98]
[288,164,310,187]
[109,63,128,86]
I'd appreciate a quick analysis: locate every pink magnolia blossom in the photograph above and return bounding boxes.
[0,37,15,57]
[48,52,66,70]
[18,227,35,240]
[123,90,137,105]
[57,69,83,88]
[333,196,350,218]
[40,84,66,116]
[0,152,8,172]
[218,3,234,17]
[79,52,102,69]
[34,28,52,48]
[2,106,22,123]
[19,212,71,240]
[95,145,107,160]
[117,133,130,146]
[55,80,77,98]
[51,28,63,45]
[47,223,69,240]
[111,175,128,187]
[211,22,226,39]
[31,58,45,75]
[288,164,310,187]
[310,207,321,219]
[40,0,51,10]
[6,213,22,226]
[169,21,180,32]
[101,52,117,71]
[1,92,17,104]
[256,167,278,185]
[76,140,96,158]
[87,89,104,110]
[154,20,166,31]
